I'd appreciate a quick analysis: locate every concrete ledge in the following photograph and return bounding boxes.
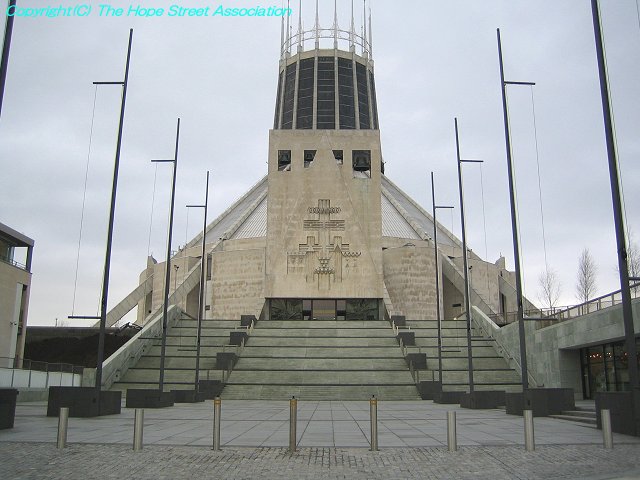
[405,353,427,369]
[0,389,18,429]
[230,331,248,346]
[506,388,575,416]
[417,381,441,400]
[240,315,257,328]
[433,390,463,404]
[171,390,205,403]
[47,387,121,417]
[216,352,238,370]
[397,331,415,346]
[460,390,505,409]
[596,391,640,437]
[126,389,174,409]
[198,380,224,399]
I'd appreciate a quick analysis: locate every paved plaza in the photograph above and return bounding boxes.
[1,400,640,479]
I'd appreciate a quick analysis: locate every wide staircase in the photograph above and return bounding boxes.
[407,318,522,393]
[221,319,421,400]
[110,316,238,392]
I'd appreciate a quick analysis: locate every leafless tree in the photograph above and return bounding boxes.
[538,268,561,311]
[628,239,640,281]
[576,248,597,303]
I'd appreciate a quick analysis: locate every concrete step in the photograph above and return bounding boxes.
[426,357,510,370]
[235,357,409,370]
[227,370,415,384]
[251,328,394,338]
[135,356,218,369]
[259,320,384,329]
[221,384,421,401]
[549,413,597,427]
[246,337,398,347]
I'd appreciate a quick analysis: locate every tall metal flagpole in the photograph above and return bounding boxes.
[154,118,180,393]
[590,1,639,410]
[190,171,210,394]
[497,28,535,390]
[431,172,453,383]
[94,29,133,395]
[455,118,482,395]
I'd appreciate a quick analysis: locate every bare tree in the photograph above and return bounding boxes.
[628,239,639,281]
[538,268,561,310]
[576,248,597,303]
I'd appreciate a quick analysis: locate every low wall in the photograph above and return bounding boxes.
[472,298,640,398]
[93,305,183,389]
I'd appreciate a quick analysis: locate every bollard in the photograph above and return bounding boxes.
[370,395,378,451]
[133,408,144,451]
[601,409,613,449]
[447,411,457,452]
[524,409,535,452]
[57,407,69,449]
[213,397,222,451]
[289,396,297,452]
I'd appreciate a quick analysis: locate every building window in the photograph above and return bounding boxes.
[278,150,292,171]
[333,150,343,165]
[316,57,335,129]
[281,63,297,129]
[581,338,640,399]
[206,254,212,280]
[304,150,316,168]
[296,58,315,129]
[352,150,371,175]
[337,58,355,129]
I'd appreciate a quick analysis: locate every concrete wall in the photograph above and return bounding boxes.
[265,129,383,300]
[473,298,640,398]
[211,247,265,319]
[382,243,437,320]
[0,261,30,365]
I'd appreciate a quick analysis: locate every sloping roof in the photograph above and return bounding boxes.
[189,174,463,247]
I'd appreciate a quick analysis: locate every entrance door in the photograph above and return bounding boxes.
[312,299,336,320]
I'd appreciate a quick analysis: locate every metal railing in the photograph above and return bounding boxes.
[489,283,640,327]
[0,356,83,388]
[0,253,27,270]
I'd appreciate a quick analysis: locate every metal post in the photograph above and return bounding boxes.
[454,118,477,394]
[289,396,297,452]
[431,173,454,383]
[590,1,639,429]
[155,118,181,393]
[370,395,378,451]
[0,0,16,119]
[57,407,69,449]
[601,409,613,449]
[497,29,535,390]
[93,30,134,407]
[524,409,535,452]
[191,171,210,394]
[213,397,221,450]
[133,408,144,451]
[447,411,457,452]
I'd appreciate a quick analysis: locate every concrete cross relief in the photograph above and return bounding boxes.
[287,199,361,289]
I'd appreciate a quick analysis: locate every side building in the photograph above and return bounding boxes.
[0,222,33,368]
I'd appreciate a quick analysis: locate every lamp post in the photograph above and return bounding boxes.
[186,171,210,395]
[153,118,180,393]
[590,0,639,427]
[497,28,536,390]
[454,118,483,395]
[431,172,454,383]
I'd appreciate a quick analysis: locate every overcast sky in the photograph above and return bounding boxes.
[1,0,638,326]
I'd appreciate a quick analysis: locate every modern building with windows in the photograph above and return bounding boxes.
[0,222,33,369]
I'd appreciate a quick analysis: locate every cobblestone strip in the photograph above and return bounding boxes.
[1,443,640,480]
